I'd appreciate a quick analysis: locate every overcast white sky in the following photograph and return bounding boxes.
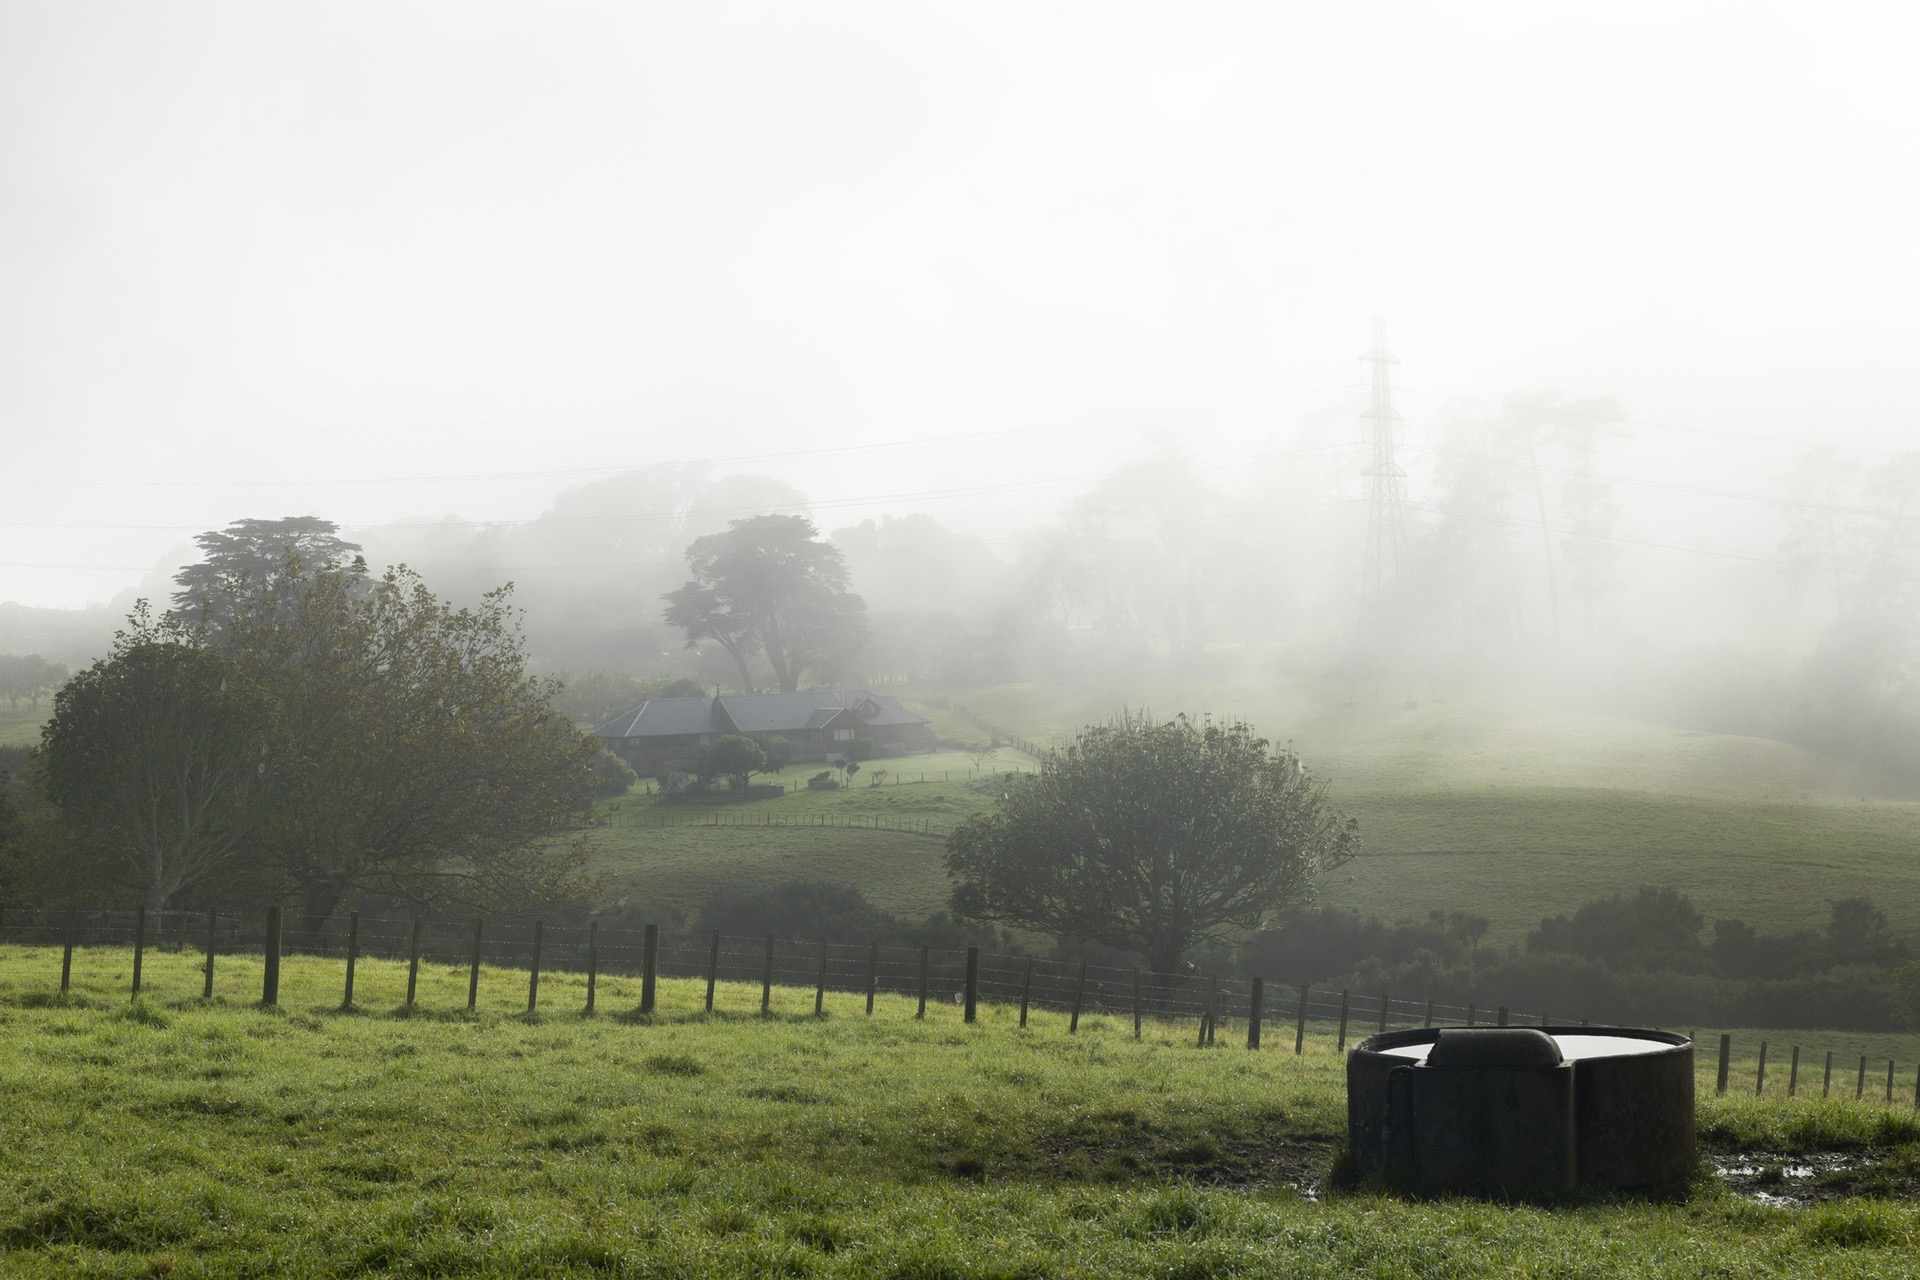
[3,1,1917,608]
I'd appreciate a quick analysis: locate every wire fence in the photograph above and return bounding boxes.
[589,810,956,836]
[2,905,1914,1108]
[937,701,1052,762]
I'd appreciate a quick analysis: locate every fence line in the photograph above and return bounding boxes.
[590,810,956,837]
[1,906,1912,1107]
[921,696,1052,762]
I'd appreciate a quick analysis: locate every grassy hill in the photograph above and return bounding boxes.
[920,679,1920,943]
[586,678,1920,948]
[2,944,1918,1276]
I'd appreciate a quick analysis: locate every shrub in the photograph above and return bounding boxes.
[807,771,839,791]
[584,748,638,800]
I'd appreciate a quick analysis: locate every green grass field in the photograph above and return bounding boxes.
[0,702,47,749]
[3,944,1920,1277]
[871,681,1920,945]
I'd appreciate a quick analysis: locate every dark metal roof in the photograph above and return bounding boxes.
[596,690,929,740]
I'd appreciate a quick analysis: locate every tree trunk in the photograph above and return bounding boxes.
[718,639,756,694]
[299,879,351,941]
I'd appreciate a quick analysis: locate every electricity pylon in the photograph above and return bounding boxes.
[1360,314,1408,608]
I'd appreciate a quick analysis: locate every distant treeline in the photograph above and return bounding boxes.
[604,879,1920,1034]
[1242,887,1919,1034]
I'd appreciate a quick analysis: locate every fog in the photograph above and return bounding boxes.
[4,3,1919,766]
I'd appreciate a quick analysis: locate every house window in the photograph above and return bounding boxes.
[834,728,855,741]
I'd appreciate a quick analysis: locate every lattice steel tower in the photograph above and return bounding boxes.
[1359,315,1408,607]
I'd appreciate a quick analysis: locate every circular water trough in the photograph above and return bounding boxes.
[1347,1027,1693,1198]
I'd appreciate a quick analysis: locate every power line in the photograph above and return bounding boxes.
[0,384,1362,490]
[1394,386,1916,458]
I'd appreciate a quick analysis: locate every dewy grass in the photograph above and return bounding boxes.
[3,947,1920,1276]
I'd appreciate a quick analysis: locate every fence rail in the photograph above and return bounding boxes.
[1,905,1912,1107]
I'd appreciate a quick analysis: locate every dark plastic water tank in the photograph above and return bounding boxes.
[1347,1027,1694,1199]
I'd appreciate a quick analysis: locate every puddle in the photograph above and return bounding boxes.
[1709,1151,1875,1205]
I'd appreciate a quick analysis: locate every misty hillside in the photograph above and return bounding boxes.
[946,677,1920,805]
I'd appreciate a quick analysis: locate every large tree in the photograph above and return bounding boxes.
[36,620,280,913]
[212,555,602,931]
[945,714,1357,974]
[663,514,867,692]
[171,516,366,638]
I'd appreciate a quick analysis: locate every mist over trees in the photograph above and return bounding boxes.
[663,514,867,693]
[0,654,66,710]
[9,382,1920,796]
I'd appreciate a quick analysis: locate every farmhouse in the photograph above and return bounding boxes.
[596,690,934,774]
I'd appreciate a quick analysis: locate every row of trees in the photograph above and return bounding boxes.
[9,519,603,931]
[1247,887,1920,1032]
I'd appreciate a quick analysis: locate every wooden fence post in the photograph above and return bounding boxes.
[761,936,775,1016]
[1204,975,1219,1046]
[704,930,717,1013]
[1888,1060,1896,1105]
[1756,1041,1768,1096]
[1068,961,1087,1034]
[1497,1005,1509,1027]
[1019,958,1032,1028]
[1336,991,1350,1052]
[1824,1050,1833,1098]
[203,909,217,999]
[915,945,930,1020]
[1716,1035,1731,1095]
[1295,984,1309,1055]
[406,917,423,1007]
[640,923,659,1015]
[1857,1056,1867,1101]
[466,919,483,1013]
[1131,967,1142,1040]
[1466,1004,1476,1027]
[1913,1064,1919,1109]
[1423,998,1433,1028]
[527,921,543,1014]
[262,905,283,1006]
[1789,1046,1800,1097]
[130,905,146,999]
[1378,991,1389,1035]
[815,944,829,1017]
[1248,976,1264,1051]
[343,910,360,1009]
[963,947,978,1023]
[587,922,601,1015]
[864,941,878,1016]
[61,906,76,994]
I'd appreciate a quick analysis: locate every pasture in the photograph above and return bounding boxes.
[0,703,46,749]
[870,681,1920,944]
[2,944,1920,1277]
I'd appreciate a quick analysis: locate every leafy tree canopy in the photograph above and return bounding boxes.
[663,514,866,693]
[208,551,602,930]
[171,516,365,637]
[36,616,281,912]
[696,734,767,791]
[945,713,1358,973]
[1526,885,1706,971]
